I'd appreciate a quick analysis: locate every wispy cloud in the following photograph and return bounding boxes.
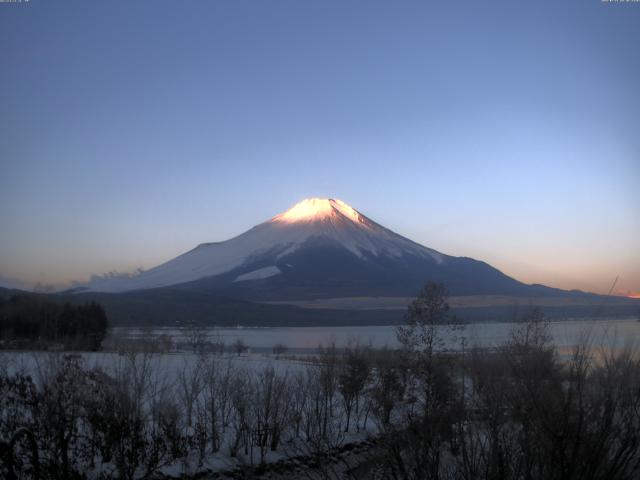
[71,268,146,290]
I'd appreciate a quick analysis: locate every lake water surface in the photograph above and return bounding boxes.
[110,318,640,353]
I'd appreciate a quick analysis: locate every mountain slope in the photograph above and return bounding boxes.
[81,198,572,299]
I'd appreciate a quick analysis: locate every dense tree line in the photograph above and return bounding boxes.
[0,295,108,351]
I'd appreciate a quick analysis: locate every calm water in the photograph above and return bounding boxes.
[110,318,640,353]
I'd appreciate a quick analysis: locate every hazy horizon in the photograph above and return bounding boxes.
[1,0,639,296]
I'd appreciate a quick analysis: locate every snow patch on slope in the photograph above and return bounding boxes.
[233,266,281,282]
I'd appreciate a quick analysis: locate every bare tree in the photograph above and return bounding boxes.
[35,354,89,478]
[176,356,205,428]
[210,333,226,356]
[233,338,248,356]
[252,366,290,463]
[272,343,288,358]
[396,282,462,361]
[287,370,310,439]
[185,322,208,353]
[90,351,184,479]
[229,369,254,458]
[376,283,465,479]
[317,343,341,433]
[339,343,371,432]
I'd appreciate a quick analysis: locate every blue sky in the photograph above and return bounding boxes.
[1,0,638,295]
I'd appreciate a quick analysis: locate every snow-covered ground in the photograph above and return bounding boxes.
[0,350,305,381]
[0,349,380,479]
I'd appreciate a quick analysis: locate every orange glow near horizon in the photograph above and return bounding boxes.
[614,290,640,299]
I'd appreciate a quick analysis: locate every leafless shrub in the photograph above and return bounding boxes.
[200,357,234,454]
[228,368,254,458]
[210,333,226,355]
[177,355,205,428]
[185,323,208,353]
[287,370,311,439]
[272,343,288,358]
[85,351,186,479]
[233,338,248,356]
[338,343,371,432]
[252,366,290,463]
[34,354,89,478]
[157,333,173,353]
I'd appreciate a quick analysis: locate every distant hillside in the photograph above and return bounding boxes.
[3,286,638,327]
[62,288,640,327]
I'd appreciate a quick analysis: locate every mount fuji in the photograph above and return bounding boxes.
[82,198,560,300]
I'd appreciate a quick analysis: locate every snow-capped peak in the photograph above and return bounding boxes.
[271,198,365,225]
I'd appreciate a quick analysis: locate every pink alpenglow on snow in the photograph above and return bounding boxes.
[273,198,368,226]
